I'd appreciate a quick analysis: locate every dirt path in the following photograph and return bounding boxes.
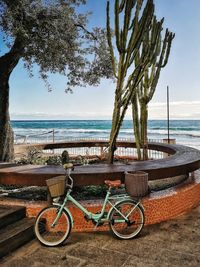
[1,205,200,267]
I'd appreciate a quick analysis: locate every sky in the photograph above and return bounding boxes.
[1,0,200,120]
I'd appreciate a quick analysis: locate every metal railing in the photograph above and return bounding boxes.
[14,134,170,160]
[14,130,55,144]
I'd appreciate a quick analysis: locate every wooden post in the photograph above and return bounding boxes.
[52,129,55,143]
[163,138,176,158]
[100,147,104,157]
[167,86,170,144]
[52,129,55,154]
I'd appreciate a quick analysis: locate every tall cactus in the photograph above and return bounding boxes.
[107,0,155,163]
[131,18,175,160]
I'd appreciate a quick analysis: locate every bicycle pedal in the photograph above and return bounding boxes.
[96,222,104,227]
[93,223,100,230]
[103,212,108,218]
[93,221,104,230]
[127,220,135,226]
[84,215,90,222]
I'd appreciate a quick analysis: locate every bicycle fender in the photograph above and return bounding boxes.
[114,197,132,206]
[53,203,74,227]
[131,199,145,212]
[138,202,145,212]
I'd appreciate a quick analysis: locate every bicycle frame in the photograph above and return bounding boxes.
[52,187,142,229]
[35,167,146,246]
[51,167,144,228]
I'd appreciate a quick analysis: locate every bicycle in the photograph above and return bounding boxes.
[34,163,145,247]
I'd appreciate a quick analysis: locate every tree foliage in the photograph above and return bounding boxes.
[0,0,113,91]
[0,0,113,162]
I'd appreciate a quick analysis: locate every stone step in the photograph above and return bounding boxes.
[0,217,35,258]
[0,205,26,229]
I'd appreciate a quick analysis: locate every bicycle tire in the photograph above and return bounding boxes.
[109,200,145,239]
[34,205,72,247]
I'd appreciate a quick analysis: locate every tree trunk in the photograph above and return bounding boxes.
[0,74,14,161]
[0,38,24,162]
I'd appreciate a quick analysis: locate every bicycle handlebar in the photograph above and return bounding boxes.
[65,165,74,189]
[67,174,74,189]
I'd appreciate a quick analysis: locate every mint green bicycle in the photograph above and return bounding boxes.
[34,164,145,247]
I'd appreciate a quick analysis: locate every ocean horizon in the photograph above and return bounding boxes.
[11,119,200,150]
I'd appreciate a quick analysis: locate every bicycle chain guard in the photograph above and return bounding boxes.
[84,211,108,227]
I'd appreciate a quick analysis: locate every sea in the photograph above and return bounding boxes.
[11,120,200,150]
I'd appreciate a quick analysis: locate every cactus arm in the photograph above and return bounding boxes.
[127,0,154,68]
[121,0,136,51]
[161,30,175,67]
[119,0,126,12]
[132,92,142,160]
[128,0,141,30]
[115,0,122,52]
[106,1,117,78]
[147,29,174,102]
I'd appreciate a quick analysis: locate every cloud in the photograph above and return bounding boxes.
[11,101,200,120]
[126,101,200,119]
[148,101,200,119]
[10,111,112,120]
[149,101,200,107]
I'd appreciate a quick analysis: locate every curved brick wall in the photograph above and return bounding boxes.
[0,172,199,232]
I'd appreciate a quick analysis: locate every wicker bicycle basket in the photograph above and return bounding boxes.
[46,176,66,198]
[125,171,149,197]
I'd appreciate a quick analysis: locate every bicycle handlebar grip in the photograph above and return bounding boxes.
[63,163,74,170]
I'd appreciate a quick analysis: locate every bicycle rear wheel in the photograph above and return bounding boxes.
[34,205,71,246]
[109,200,144,239]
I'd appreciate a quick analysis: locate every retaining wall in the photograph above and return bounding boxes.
[0,171,199,232]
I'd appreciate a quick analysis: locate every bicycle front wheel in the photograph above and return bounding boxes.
[109,200,145,240]
[34,205,72,247]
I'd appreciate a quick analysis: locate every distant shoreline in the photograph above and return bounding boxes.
[11,119,200,122]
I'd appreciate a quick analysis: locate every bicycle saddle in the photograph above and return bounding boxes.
[104,180,122,188]
[63,163,74,170]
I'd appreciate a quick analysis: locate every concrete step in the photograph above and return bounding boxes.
[0,217,35,258]
[0,205,26,229]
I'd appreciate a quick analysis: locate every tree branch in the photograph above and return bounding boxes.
[74,23,97,40]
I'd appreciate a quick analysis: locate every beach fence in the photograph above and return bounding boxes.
[14,130,168,160]
[14,130,55,144]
